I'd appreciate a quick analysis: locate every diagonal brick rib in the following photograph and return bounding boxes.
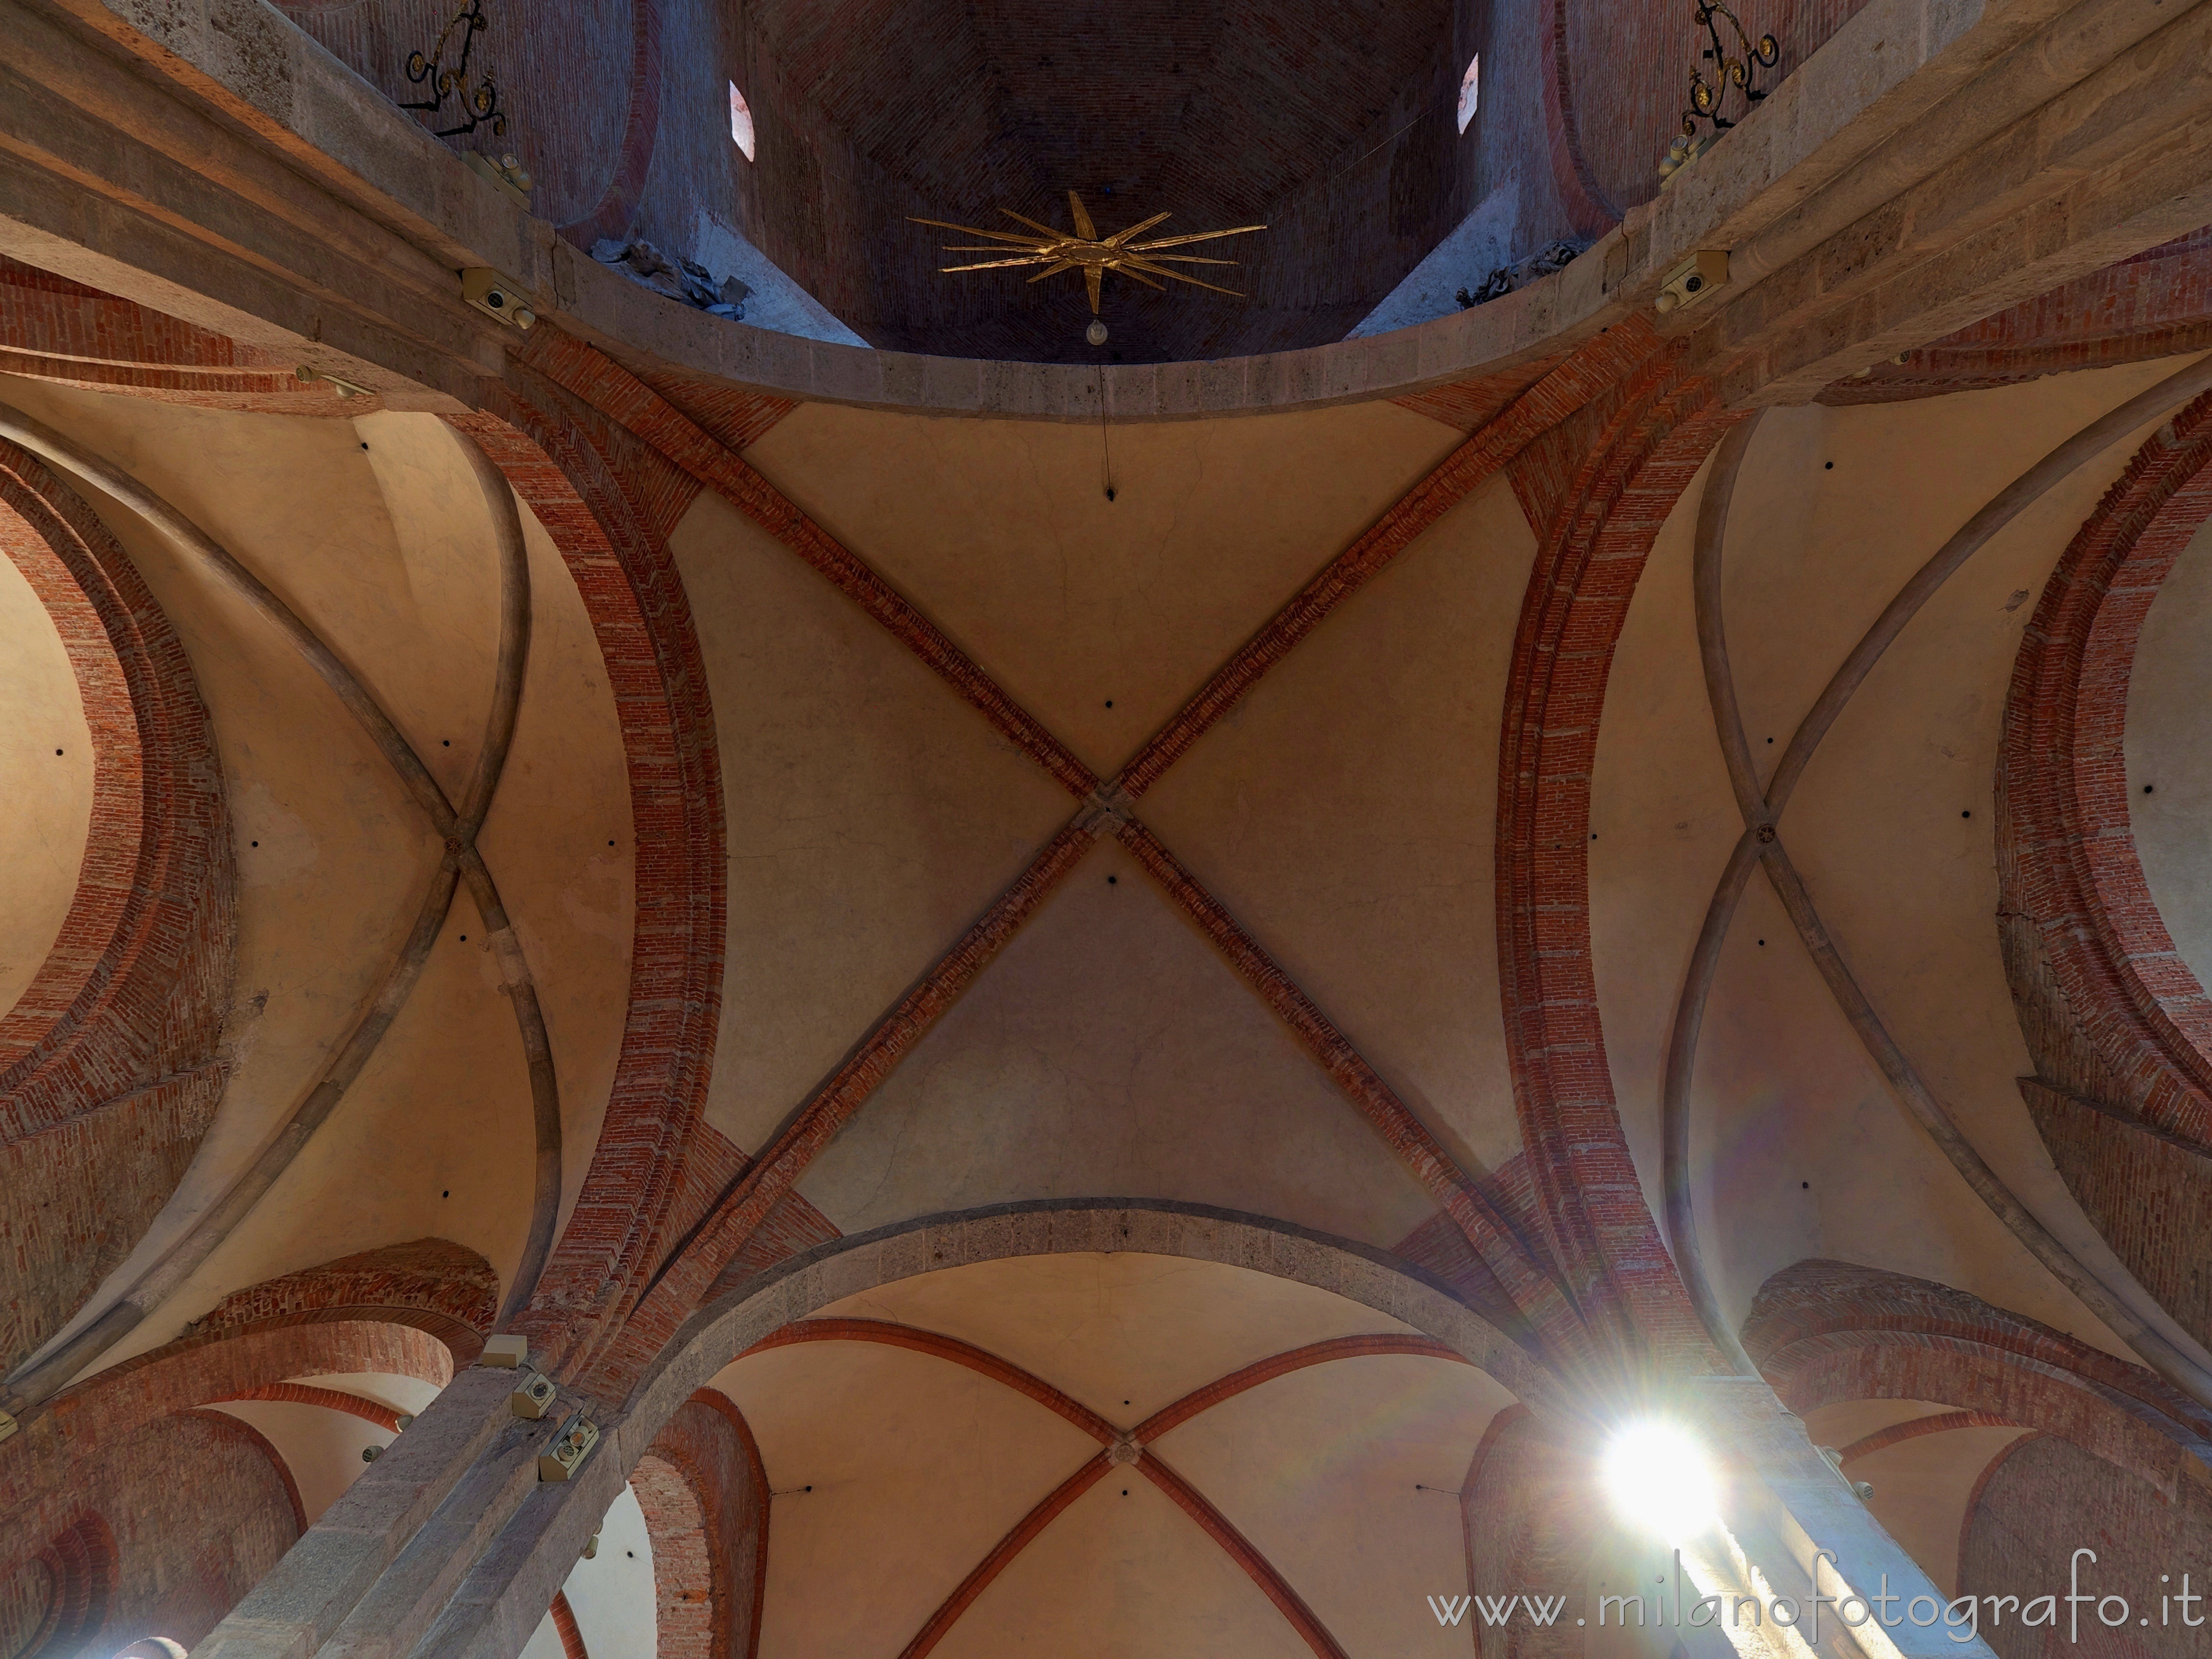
[1140,1453,1353,1659]
[1836,1410,2022,1465]
[1114,318,1659,800]
[896,1456,1112,1659]
[522,329,1096,797]
[1115,820,1576,1353]
[218,1382,402,1432]
[1133,1333,1467,1442]
[551,1589,589,1659]
[819,1326,1450,1659]
[743,1318,1118,1442]
[586,819,1102,1393]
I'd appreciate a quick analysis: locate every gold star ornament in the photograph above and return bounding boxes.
[914,191,1265,314]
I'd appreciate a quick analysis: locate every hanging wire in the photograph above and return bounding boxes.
[1097,361,1117,502]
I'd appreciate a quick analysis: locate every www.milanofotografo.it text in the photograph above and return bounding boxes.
[1428,1551,2207,1643]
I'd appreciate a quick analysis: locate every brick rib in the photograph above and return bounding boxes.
[895,1456,1113,1659]
[1133,1334,1467,1442]
[218,1382,403,1432]
[586,819,1101,1394]
[1115,318,1658,800]
[551,1589,589,1659]
[1836,1409,2020,1465]
[2002,386,2212,1153]
[1493,340,1737,1376]
[1115,821,1574,1352]
[742,1317,1119,1443]
[522,329,1096,797]
[1139,1453,1353,1659]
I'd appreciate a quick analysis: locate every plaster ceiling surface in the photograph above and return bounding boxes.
[741,399,1462,774]
[0,384,636,1372]
[0,524,91,1018]
[2125,514,2212,992]
[1803,1402,2029,1597]
[1588,358,2197,1357]
[791,832,1439,1244]
[714,1252,1503,1659]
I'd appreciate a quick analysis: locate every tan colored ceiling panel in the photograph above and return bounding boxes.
[1589,361,2196,1361]
[931,1472,1316,1659]
[672,485,1076,1154]
[793,835,1439,1248]
[713,1339,1101,1658]
[815,1252,1424,1423]
[1150,1350,1515,1652]
[2127,514,2212,991]
[0,518,92,1019]
[741,400,1462,776]
[1137,469,1536,1174]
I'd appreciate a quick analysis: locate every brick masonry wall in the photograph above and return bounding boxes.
[0,1409,300,1656]
[0,436,234,1375]
[1492,321,1734,1374]
[1961,1432,2212,1659]
[1998,382,2212,1354]
[1743,1260,2212,1498]
[634,1392,770,1659]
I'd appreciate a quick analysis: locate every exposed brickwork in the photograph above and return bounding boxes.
[446,379,728,1395]
[0,1510,113,1659]
[1493,328,1736,1374]
[1960,1431,2212,1659]
[636,1391,770,1659]
[521,328,1098,797]
[551,1588,589,1659]
[710,1190,841,1294]
[1999,386,2212,1209]
[0,439,234,1372]
[2020,1084,2212,1353]
[0,1407,300,1656]
[1821,230,2212,406]
[219,1381,403,1431]
[1393,358,1564,436]
[194,1237,499,1363]
[1743,1260,2212,1496]
[1131,1334,1467,1441]
[0,255,342,414]
[1836,1409,2021,1465]
[1560,0,1869,218]
[1460,1405,1593,1659]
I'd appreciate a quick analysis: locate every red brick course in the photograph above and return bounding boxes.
[0,438,233,1373]
[1743,1260,2212,1497]
[635,1391,770,1659]
[447,380,729,1393]
[1960,1431,2212,1659]
[1494,330,1738,1375]
[2000,388,2212,1165]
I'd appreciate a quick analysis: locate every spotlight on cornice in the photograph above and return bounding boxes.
[1600,1419,1718,1539]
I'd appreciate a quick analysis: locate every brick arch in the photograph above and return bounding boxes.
[0,434,234,1374]
[1743,1259,2212,1498]
[447,372,726,1391]
[1460,1405,1597,1659]
[0,1509,116,1659]
[632,1392,769,1659]
[1493,320,1737,1375]
[2001,382,2212,1155]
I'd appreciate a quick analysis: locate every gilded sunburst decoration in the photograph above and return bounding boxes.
[913,191,1266,315]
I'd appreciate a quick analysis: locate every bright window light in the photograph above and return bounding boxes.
[1601,1420,1718,1539]
[1456,54,1480,133]
[729,82,756,161]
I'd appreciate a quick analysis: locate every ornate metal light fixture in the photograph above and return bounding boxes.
[401,0,508,139]
[913,192,1265,316]
[1683,0,1779,134]
[1660,1,1779,183]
